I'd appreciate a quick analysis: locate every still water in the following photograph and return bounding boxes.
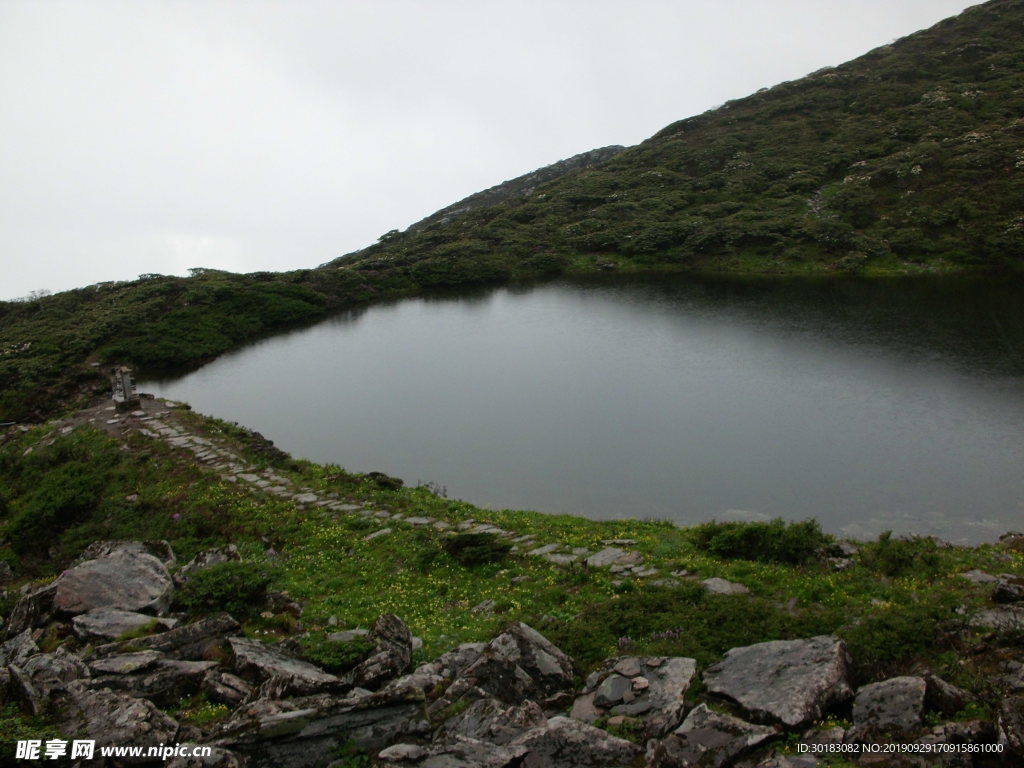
[142,274,1024,543]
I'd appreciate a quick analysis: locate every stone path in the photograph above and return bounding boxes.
[59,396,662,581]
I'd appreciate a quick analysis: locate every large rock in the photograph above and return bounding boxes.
[0,629,40,666]
[999,694,1024,759]
[5,583,58,635]
[377,737,528,767]
[229,636,342,696]
[703,635,852,727]
[214,688,430,768]
[649,703,776,768]
[508,716,644,767]
[75,539,175,565]
[430,622,574,720]
[94,613,240,660]
[8,649,88,713]
[436,697,546,746]
[570,655,697,738]
[384,642,485,697]
[993,575,1024,604]
[53,548,174,616]
[848,676,926,742]
[350,613,413,690]
[72,607,178,643]
[63,682,180,759]
[85,658,219,707]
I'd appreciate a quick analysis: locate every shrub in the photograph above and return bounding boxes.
[691,518,832,565]
[299,634,375,674]
[858,531,943,578]
[175,561,277,618]
[443,532,512,566]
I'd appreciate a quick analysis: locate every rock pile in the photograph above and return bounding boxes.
[0,540,1018,767]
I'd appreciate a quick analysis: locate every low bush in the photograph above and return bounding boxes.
[298,633,376,674]
[175,561,277,618]
[858,531,944,578]
[691,518,832,565]
[443,532,512,566]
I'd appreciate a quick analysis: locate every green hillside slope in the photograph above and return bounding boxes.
[335,0,1024,280]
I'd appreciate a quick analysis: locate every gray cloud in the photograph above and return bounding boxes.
[1,0,975,299]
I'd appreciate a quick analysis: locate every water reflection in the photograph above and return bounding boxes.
[141,274,1024,544]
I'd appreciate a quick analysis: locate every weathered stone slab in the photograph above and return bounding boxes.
[350,613,413,690]
[63,682,180,758]
[849,676,926,742]
[703,635,852,727]
[586,548,626,567]
[214,689,431,767]
[429,623,573,720]
[702,577,750,595]
[230,636,341,695]
[649,703,775,768]
[72,607,177,643]
[93,612,240,660]
[571,655,697,738]
[509,716,644,767]
[53,549,174,616]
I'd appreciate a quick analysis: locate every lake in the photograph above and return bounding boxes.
[141,273,1024,544]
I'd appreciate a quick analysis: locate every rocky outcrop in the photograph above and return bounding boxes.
[0,539,1015,768]
[703,635,852,727]
[848,676,926,742]
[53,547,174,616]
[349,613,413,690]
[649,703,775,768]
[428,621,574,721]
[72,607,177,643]
[571,655,697,738]
[229,636,343,696]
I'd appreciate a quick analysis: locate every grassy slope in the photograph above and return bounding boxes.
[336,0,1024,278]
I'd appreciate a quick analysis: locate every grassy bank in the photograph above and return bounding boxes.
[2,410,1021,719]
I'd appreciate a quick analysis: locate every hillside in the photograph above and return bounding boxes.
[333,0,1024,282]
[4,0,1024,424]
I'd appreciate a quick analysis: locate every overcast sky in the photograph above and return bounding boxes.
[1,0,978,300]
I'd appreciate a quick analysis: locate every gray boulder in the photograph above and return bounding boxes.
[203,669,254,707]
[214,688,431,768]
[436,697,546,746]
[350,613,413,690]
[166,746,244,768]
[702,577,750,595]
[5,583,58,635]
[431,622,574,719]
[999,694,1024,759]
[85,658,219,707]
[377,737,528,767]
[0,628,40,665]
[703,635,852,727]
[384,642,485,697]
[63,681,180,758]
[9,648,88,712]
[94,613,240,660]
[994,575,1024,604]
[508,716,644,767]
[570,655,697,738]
[848,676,926,742]
[75,539,175,565]
[648,703,776,768]
[53,548,174,616]
[72,607,178,643]
[229,636,342,696]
